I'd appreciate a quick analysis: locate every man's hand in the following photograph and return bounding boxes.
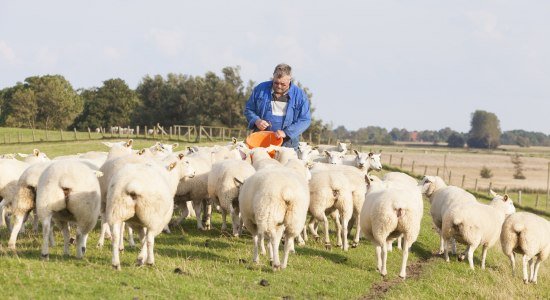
[255,119,270,131]
[275,130,286,139]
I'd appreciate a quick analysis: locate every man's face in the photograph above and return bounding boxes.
[273,75,291,95]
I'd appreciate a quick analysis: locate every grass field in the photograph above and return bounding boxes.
[0,132,548,298]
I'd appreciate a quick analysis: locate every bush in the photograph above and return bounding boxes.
[511,153,526,179]
[480,166,493,179]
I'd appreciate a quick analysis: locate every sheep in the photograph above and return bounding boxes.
[420,175,477,255]
[7,162,52,249]
[307,169,354,250]
[239,164,310,270]
[500,212,550,284]
[172,155,213,230]
[297,144,320,162]
[360,175,423,279]
[314,141,350,154]
[207,159,256,235]
[273,146,298,165]
[107,156,195,269]
[17,149,50,164]
[36,160,103,260]
[441,190,516,270]
[103,139,134,160]
[0,159,34,229]
[250,147,281,170]
[309,164,368,247]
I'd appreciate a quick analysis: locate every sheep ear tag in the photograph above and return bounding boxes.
[168,162,177,171]
[33,149,40,156]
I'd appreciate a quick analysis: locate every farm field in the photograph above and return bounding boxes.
[0,136,548,298]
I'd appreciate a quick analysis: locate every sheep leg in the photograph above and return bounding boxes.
[8,212,27,249]
[40,214,53,260]
[202,200,212,230]
[388,240,393,252]
[32,209,39,233]
[307,216,320,240]
[192,201,204,230]
[375,245,382,273]
[522,255,530,283]
[397,235,403,251]
[531,258,541,284]
[220,209,228,231]
[380,242,388,276]
[281,233,295,269]
[252,234,260,264]
[145,230,155,266]
[481,245,488,269]
[270,226,284,271]
[508,253,516,275]
[76,231,89,259]
[111,222,122,270]
[438,234,445,255]
[296,230,305,247]
[529,258,536,283]
[230,207,241,237]
[302,225,308,242]
[266,236,272,260]
[126,225,135,248]
[322,214,331,249]
[467,242,479,270]
[451,238,457,255]
[136,227,147,266]
[97,219,111,248]
[352,213,361,247]
[444,239,450,262]
[341,213,350,251]
[399,236,409,279]
[61,222,71,256]
[334,215,343,248]
[49,225,55,247]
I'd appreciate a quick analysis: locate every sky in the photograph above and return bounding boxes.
[1,0,549,133]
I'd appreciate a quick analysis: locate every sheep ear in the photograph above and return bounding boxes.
[33,149,40,156]
[364,174,371,187]
[368,152,374,157]
[489,190,497,197]
[167,162,177,171]
[178,153,185,160]
[503,194,509,201]
[138,149,146,155]
[312,146,319,150]
[126,139,133,147]
[239,149,247,160]
[353,149,359,156]
[324,150,331,157]
[232,137,237,144]
[234,177,244,187]
[172,143,179,150]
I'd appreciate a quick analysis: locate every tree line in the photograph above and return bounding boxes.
[1,69,548,149]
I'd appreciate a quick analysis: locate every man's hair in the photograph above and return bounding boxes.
[273,63,292,78]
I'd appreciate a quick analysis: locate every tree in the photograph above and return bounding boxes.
[467,110,501,149]
[447,133,465,148]
[511,153,526,179]
[73,78,141,130]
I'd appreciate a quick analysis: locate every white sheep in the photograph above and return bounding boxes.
[307,169,354,250]
[0,159,33,229]
[36,160,103,260]
[500,211,550,284]
[7,162,52,249]
[343,150,383,172]
[420,175,477,255]
[314,141,350,154]
[250,147,281,170]
[207,159,256,236]
[360,176,423,279]
[441,190,516,269]
[17,149,50,164]
[107,156,195,269]
[239,164,310,270]
[273,146,298,165]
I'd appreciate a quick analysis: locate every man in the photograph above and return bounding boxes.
[244,63,311,149]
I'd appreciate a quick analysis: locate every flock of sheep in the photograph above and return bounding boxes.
[0,139,548,284]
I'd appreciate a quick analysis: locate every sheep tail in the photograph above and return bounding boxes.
[512,222,525,234]
[281,186,294,204]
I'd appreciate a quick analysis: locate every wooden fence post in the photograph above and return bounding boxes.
[547,162,550,209]
[504,186,508,195]
[411,161,415,174]
[474,178,478,192]
[60,129,63,141]
[488,182,493,195]
[400,157,404,169]
[535,194,539,207]
[436,167,440,176]
[88,128,91,139]
[389,154,393,165]
[518,190,522,205]
[74,128,77,140]
[461,175,465,188]
[448,170,452,184]
[32,129,36,142]
[145,126,148,139]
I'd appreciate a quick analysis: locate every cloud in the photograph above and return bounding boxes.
[103,46,121,60]
[0,41,16,63]
[466,11,504,40]
[35,47,57,67]
[146,28,185,56]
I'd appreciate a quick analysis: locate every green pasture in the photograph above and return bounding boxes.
[0,131,548,299]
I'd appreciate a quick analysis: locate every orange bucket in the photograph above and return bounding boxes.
[246,131,283,158]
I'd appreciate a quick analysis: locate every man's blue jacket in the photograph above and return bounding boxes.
[244,81,311,147]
